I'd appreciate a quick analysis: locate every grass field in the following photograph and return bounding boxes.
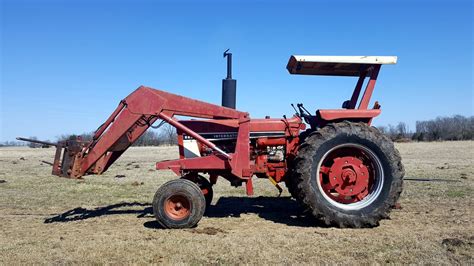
[0,141,473,264]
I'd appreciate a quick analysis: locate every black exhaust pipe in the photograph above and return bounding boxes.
[222,49,236,109]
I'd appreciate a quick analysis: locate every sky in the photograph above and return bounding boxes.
[0,0,472,142]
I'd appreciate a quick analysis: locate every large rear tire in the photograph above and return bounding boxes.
[153,179,206,229]
[291,121,404,228]
[285,129,313,199]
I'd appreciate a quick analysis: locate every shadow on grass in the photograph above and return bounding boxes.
[45,197,324,228]
[44,202,153,224]
[206,196,323,227]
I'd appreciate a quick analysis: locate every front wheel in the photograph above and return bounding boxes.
[291,121,404,228]
[152,179,206,229]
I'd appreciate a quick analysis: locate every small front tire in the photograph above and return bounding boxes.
[152,179,206,229]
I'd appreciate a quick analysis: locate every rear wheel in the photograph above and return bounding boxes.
[291,121,404,228]
[152,179,206,229]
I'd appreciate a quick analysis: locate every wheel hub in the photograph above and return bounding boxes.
[317,142,386,210]
[164,195,190,220]
[326,156,370,199]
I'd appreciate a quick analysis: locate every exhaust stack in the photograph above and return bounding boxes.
[222,49,236,109]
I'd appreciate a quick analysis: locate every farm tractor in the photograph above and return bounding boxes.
[19,52,404,229]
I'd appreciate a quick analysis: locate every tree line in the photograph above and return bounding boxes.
[56,124,178,146]
[0,124,177,147]
[377,115,473,142]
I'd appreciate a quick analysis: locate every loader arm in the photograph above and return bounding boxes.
[61,86,249,178]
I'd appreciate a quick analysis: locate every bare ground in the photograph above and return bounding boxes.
[0,141,473,264]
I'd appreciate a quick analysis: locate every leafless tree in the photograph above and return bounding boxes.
[57,132,93,142]
[134,130,162,146]
[378,122,412,141]
[376,125,387,134]
[27,136,41,148]
[160,124,178,145]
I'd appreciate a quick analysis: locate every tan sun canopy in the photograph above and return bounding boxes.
[287,55,398,77]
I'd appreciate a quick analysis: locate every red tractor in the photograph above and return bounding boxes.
[19,53,404,229]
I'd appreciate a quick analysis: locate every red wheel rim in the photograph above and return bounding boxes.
[201,188,210,198]
[318,144,383,209]
[164,195,191,220]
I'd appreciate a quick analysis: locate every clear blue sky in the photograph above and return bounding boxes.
[1,0,472,142]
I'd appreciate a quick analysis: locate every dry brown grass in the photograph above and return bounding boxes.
[0,141,473,264]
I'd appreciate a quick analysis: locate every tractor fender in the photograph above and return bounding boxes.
[317,109,381,122]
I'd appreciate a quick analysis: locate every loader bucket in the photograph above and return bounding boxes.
[52,139,89,178]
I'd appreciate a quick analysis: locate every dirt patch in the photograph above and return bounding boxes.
[313,231,328,237]
[442,238,468,253]
[393,203,403,209]
[442,238,464,247]
[188,227,227,235]
[437,163,450,169]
